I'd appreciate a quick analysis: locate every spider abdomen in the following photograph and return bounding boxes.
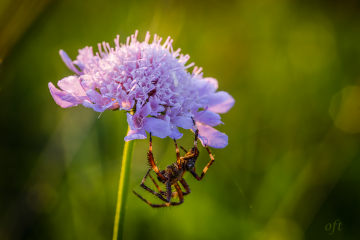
[168,164,185,185]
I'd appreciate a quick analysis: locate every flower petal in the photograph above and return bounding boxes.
[140,102,152,117]
[144,118,171,138]
[171,116,193,129]
[124,129,147,141]
[194,77,218,96]
[205,91,235,114]
[169,126,183,139]
[48,82,78,108]
[59,50,82,75]
[82,100,105,112]
[57,76,86,97]
[92,104,106,113]
[80,75,95,91]
[194,110,223,127]
[61,93,81,103]
[86,89,102,104]
[149,96,165,115]
[83,99,95,109]
[196,123,228,148]
[126,112,136,131]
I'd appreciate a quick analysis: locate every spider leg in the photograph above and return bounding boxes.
[139,167,179,202]
[147,132,167,181]
[161,178,190,198]
[166,178,172,202]
[191,117,199,147]
[180,146,188,153]
[157,178,191,197]
[171,182,185,205]
[179,179,191,195]
[190,145,215,181]
[148,173,163,193]
[134,182,184,208]
[148,173,187,197]
[188,118,215,181]
[173,139,181,169]
[133,168,168,202]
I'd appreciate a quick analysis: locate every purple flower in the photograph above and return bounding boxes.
[49,31,234,148]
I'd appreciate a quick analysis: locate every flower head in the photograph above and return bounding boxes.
[49,31,234,148]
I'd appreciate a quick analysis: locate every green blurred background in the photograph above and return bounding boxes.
[1,0,360,239]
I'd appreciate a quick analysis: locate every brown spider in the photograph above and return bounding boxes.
[133,118,215,207]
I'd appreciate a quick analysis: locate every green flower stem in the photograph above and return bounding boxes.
[112,126,135,240]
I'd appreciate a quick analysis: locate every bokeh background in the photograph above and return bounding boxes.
[1,0,360,239]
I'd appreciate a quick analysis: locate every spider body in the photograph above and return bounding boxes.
[133,119,215,208]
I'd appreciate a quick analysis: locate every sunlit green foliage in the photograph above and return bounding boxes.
[1,0,360,239]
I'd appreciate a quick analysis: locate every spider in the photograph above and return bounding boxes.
[132,118,215,208]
